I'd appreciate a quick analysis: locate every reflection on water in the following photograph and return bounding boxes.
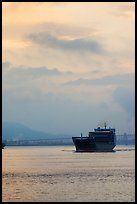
[2,145,135,202]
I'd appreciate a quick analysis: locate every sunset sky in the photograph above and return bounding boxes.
[2,2,135,135]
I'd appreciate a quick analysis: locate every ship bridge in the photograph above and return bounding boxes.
[94,127,115,133]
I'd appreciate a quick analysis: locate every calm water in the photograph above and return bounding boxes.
[2,145,135,202]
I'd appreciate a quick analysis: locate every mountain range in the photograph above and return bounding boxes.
[2,121,72,141]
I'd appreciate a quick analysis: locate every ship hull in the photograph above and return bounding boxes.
[2,143,5,149]
[72,137,96,152]
[72,137,116,152]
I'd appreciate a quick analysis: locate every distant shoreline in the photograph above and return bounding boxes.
[4,144,135,147]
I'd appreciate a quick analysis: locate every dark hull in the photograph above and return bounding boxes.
[2,143,5,149]
[72,137,116,152]
[72,137,96,151]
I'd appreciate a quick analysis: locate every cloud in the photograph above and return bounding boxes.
[109,3,135,18]
[9,66,62,77]
[2,62,74,99]
[113,86,135,118]
[1,88,116,135]
[28,33,104,54]
[2,62,71,80]
[2,61,11,68]
[64,73,134,86]
[36,22,98,38]
[2,62,135,135]
[2,62,73,93]
[2,61,13,77]
[3,84,134,135]
[3,22,97,41]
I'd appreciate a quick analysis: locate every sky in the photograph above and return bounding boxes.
[2,2,135,136]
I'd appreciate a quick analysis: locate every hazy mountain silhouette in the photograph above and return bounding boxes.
[2,121,72,141]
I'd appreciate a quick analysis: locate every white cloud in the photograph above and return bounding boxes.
[64,73,134,86]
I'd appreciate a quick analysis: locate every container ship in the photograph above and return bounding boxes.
[72,123,116,152]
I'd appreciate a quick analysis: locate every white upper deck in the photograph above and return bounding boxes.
[94,127,115,133]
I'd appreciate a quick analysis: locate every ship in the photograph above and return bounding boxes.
[72,123,116,152]
[2,142,5,149]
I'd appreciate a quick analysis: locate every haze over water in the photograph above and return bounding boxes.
[2,145,135,202]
